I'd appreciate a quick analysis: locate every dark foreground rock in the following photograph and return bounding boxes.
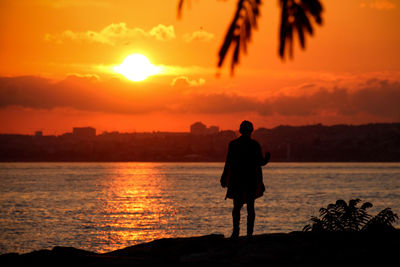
[1,231,399,266]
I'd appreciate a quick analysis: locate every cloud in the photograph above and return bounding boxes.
[0,76,399,121]
[351,79,400,117]
[266,80,400,118]
[148,24,176,41]
[360,0,396,10]
[173,79,400,119]
[45,23,176,45]
[182,30,215,43]
[0,75,165,114]
[65,73,100,80]
[171,76,206,87]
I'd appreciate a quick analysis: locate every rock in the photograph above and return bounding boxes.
[1,231,399,266]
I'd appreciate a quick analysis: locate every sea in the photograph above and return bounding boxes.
[0,162,399,254]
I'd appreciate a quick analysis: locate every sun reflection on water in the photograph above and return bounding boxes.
[97,163,178,252]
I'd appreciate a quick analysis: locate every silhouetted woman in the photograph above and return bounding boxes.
[220,120,270,239]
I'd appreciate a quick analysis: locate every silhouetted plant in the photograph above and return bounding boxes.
[178,0,323,73]
[303,199,398,232]
[362,208,399,232]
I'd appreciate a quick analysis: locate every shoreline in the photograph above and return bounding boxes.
[1,231,399,266]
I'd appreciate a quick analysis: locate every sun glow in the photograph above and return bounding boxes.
[114,54,160,82]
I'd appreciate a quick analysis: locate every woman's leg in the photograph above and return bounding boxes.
[232,199,243,238]
[246,199,255,237]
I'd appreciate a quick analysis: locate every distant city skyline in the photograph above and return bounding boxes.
[1,122,398,162]
[3,120,400,136]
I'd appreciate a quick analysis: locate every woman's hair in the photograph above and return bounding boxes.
[239,120,254,135]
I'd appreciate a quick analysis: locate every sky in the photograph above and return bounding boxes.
[1,0,400,135]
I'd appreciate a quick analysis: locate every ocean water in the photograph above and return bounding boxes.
[0,162,399,254]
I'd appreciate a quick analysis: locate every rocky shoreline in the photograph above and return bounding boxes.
[1,231,399,266]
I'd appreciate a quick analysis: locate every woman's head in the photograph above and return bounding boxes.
[239,120,254,136]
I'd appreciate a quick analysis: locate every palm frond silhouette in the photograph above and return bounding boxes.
[303,199,398,232]
[279,0,323,58]
[178,0,323,74]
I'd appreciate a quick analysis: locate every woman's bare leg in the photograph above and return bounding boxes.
[247,199,255,237]
[231,199,243,239]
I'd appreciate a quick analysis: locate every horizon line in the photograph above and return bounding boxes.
[1,121,399,137]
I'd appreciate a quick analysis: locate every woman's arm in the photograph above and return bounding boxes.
[220,142,233,188]
[257,142,271,166]
[262,152,271,166]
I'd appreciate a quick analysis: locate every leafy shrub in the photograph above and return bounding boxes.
[303,199,398,232]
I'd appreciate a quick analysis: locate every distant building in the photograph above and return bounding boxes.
[35,131,43,137]
[190,122,220,135]
[208,126,219,134]
[220,130,236,139]
[190,122,208,135]
[73,127,96,138]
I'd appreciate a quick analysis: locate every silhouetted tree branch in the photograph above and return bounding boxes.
[279,0,323,58]
[178,0,323,74]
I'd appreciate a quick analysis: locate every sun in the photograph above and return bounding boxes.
[114,54,160,82]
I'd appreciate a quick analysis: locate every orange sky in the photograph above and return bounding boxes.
[1,0,400,134]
